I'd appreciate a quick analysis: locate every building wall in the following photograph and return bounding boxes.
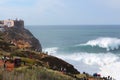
[4,20,14,27]
[14,20,24,28]
[0,19,24,28]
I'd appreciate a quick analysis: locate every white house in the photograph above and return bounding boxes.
[4,20,14,27]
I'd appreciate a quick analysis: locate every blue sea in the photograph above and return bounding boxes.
[26,25,120,80]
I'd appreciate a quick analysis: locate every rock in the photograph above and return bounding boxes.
[0,19,80,75]
[1,26,42,52]
[41,55,80,74]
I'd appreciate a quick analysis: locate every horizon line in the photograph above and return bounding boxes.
[25,24,120,26]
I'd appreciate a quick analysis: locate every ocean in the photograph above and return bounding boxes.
[26,25,120,80]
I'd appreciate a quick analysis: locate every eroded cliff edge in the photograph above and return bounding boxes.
[0,19,79,74]
[1,27,42,52]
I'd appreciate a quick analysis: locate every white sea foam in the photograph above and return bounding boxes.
[79,37,120,51]
[53,52,119,67]
[43,47,120,80]
[57,53,120,80]
[43,47,58,55]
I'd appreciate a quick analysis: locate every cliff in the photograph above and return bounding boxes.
[40,55,80,74]
[11,50,80,74]
[1,27,42,52]
[0,40,106,79]
[0,22,80,74]
[0,23,107,79]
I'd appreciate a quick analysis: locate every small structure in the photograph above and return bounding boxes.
[0,19,24,28]
[14,57,21,67]
[4,19,14,27]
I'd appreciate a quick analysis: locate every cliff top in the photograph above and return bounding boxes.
[0,19,24,28]
[0,20,110,80]
[0,21,42,52]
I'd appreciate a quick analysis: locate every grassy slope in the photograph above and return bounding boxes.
[0,66,75,80]
[0,40,78,80]
[0,39,105,80]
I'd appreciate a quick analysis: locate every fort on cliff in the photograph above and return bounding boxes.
[0,19,24,28]
[0,19,42,52]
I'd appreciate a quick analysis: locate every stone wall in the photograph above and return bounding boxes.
[0,19,24,28]
[14,20,24,28]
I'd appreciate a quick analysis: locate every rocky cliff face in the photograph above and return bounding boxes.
[40,55,80,74]
[1,27,42,52]
[0,22,80,74]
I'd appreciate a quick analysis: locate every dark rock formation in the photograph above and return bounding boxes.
[1,27,42,52]
[14,20,24,28]
[41,55,80,74]
[0,20,80,75]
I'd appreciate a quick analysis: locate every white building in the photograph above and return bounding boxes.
[4,20,14,27]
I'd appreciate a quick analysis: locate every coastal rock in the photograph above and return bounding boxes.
[1,27,42,52]
[41,55,80,74]
[0,19,80,75]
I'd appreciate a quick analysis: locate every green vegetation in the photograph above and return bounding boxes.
[0,66,75,80]
[21,57,36,66]
[0,38,106,80]
[0,39,78,80]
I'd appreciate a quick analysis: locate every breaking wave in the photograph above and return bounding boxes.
[43,47,120,80]
[58,52,120,80]
[78,37,120,51]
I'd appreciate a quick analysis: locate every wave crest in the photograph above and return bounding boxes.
[43,47,120,79]
[81,37,120,51]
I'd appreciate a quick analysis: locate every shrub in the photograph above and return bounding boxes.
[0,66,75,80]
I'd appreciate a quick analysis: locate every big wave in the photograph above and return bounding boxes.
[43,47,120,80]
[57,52,120,80]
[79,37,120,51]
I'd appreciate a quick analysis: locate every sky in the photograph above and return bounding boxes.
[0,0,120,25]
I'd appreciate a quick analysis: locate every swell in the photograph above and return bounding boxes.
[76,37,120,52]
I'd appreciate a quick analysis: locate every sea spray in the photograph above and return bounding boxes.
[43,47,120,80]
[99,61,120,80]
[78,37,120,51]
[29,25,120,80]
